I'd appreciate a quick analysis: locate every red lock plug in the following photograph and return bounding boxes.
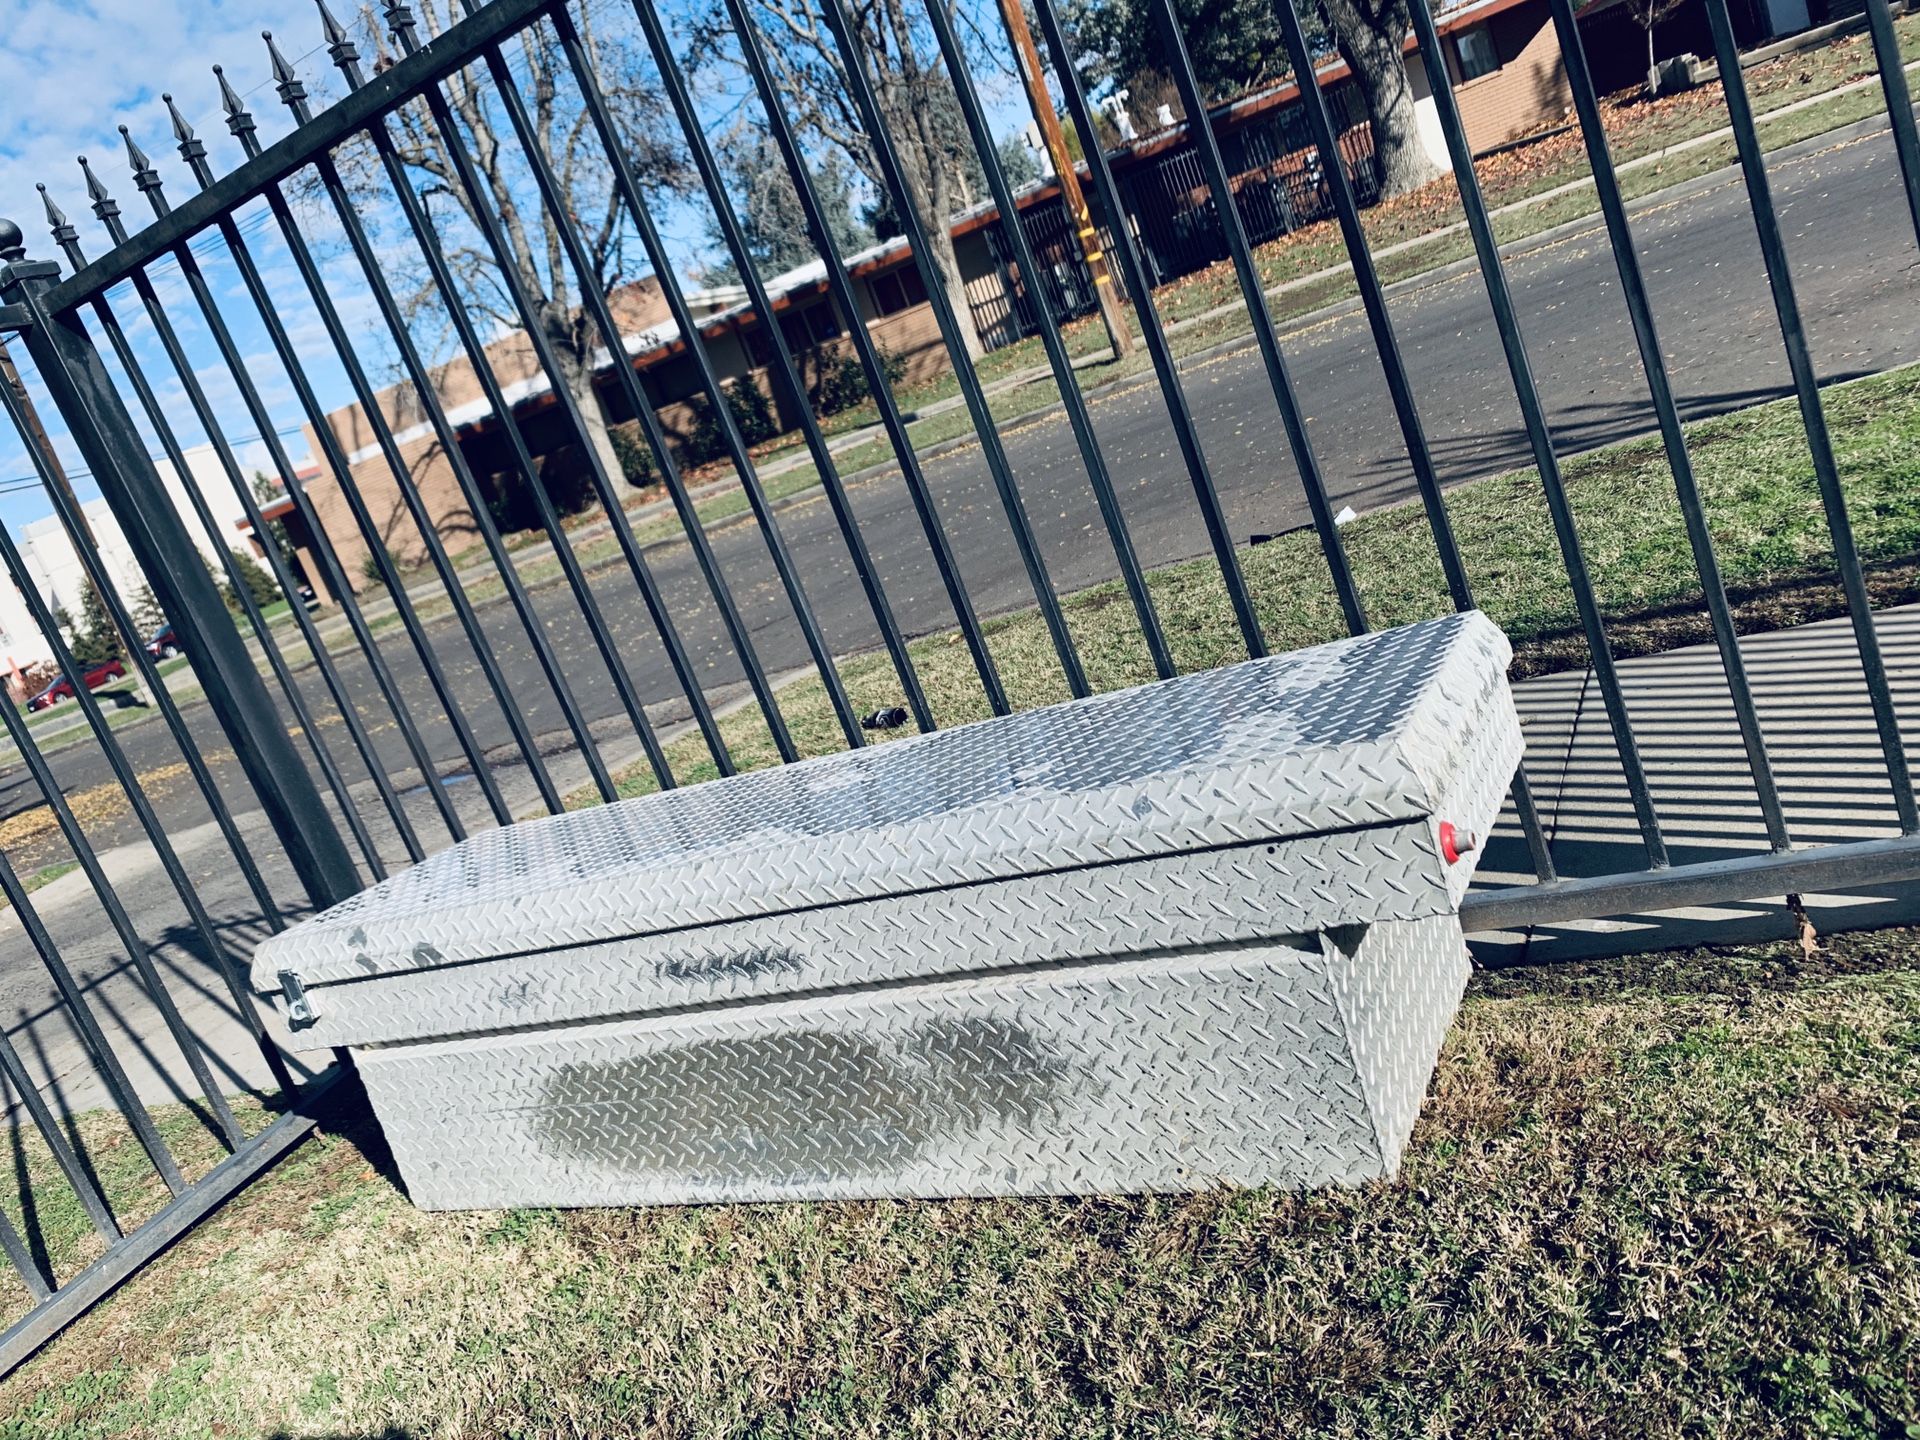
[1439,821,1477,866]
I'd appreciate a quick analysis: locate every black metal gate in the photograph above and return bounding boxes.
[970,193,1130,350]
[0,0,1916,1379]
[1121,78,1381,286]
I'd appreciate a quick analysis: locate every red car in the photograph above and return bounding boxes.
[27,658,126,711]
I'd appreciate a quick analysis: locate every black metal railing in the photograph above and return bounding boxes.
[0,0,1916,1375]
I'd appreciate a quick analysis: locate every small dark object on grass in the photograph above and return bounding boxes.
[1249,533,1277,546]
[861,706,910,731]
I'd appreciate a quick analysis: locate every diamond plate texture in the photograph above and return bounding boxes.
[1328,922,1472,1170]
[254,612,1513,991]
[355,915,1469,1210]
[296,685,1510,1049]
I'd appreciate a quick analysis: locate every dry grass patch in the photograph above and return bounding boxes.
[0,928,1915,1438]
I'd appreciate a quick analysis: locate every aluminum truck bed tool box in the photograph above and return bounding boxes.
[253,611,1522,1210]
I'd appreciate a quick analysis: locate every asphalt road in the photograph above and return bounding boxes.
[8,114,1920,886]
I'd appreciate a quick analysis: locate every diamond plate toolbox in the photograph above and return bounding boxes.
[253,612,1522,1208]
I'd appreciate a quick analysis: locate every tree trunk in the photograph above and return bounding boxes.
[1319,0,1443,200]
[863,0,986,364]
[920,219,984,363]
[544,303,637,495]
[573,373,634,494]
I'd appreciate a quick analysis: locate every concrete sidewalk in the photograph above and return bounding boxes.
[1475,603,1920,964]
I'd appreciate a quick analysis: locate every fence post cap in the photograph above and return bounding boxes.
[0,219,22,263]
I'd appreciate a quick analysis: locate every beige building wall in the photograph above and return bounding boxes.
[1447,4,1572,154]
[296,429,486,593]
[300,278,675,591]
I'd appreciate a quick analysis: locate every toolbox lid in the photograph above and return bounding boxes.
[253,612,1510,991]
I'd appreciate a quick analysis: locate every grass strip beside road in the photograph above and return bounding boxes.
[1,928,1914,1436]
[573,361,1920,804]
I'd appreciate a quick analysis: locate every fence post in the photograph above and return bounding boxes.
[0,222,363,910]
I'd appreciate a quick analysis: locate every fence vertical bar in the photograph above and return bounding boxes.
[0,828,186,1195]
[1547,0,1792,854]
[0,222,363,909]
[0,1215,50,1305]
[1405,0,1667,868]
[40,184,387,877]
[130,260,424,863]
[536,3,866,750]
[722,0,1008,715]
[44,188,418,870]
[0,1022,121,1241]
[618,0,940,726]
[1032,0,1310,656]
[923,0,1177,680]
[139,86,509,834]
[380,1,738,775]
[400,23,802,768]
[4,351,289,930]
[1266,0,1558,881]
[1705,0,1917,834]
[198,83,602,812]
[1141,0,1368,638]
[0,538,248,1143]
[0,505,294,1115]
[1267,1,1467,609]
[1865,0,1920,246]
[311,63,671,798]
[812,0,1090,698]
[177,101,551,823]
[71,151,461,850]
[445,9,812,760]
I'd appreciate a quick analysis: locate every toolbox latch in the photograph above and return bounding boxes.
[278,970,315,1030]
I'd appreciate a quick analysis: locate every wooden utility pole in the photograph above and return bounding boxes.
[996,0,1133,359]
[0,337,151,706]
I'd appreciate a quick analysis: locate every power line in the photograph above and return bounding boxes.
[0,424,310,492]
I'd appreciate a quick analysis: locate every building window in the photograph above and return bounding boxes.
[745,301,844,366]
[781,301,845,351]
[1454,25,1499,82]
[869,266,929,317]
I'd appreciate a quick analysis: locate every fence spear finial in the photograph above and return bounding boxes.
[165,94,214,187]
[263,31,313,122]
[214,64,262,157]
[118,125,170,218]
[35,184,83,268]
[317,0,365,85]
[383,0,421,56]
[37,184,70,236]
[77,155,128,244]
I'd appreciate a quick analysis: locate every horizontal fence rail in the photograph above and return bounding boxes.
[0,0,1917,1376]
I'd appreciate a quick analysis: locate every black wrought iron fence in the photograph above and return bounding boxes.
[0,0,1917,1379]
[969,193,1129,350]
[1121,78,1378,285]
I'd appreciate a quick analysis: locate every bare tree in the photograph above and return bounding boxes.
[364,1,688,488]
[1625,0,1688,94]
[693,0,991,360]
[1317,0,1441,198]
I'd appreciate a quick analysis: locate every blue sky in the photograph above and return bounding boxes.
[0,0,1035,538]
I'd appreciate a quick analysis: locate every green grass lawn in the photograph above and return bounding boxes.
[571,360,1920,803]
[1,926,1914,1437]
